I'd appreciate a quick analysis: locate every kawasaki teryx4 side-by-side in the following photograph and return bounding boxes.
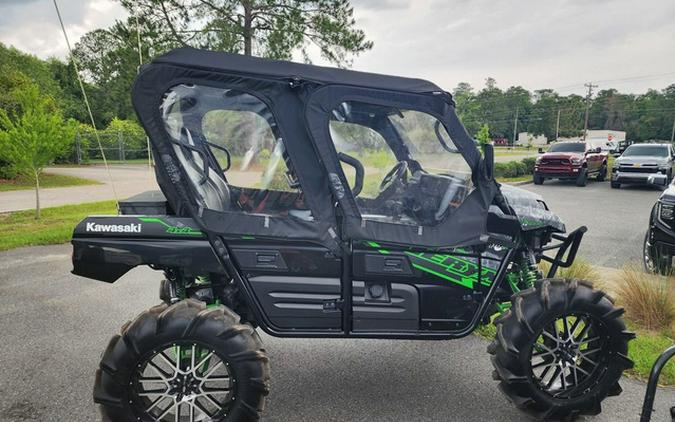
[72,48,634,421]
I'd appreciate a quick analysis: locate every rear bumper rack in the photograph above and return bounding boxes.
[539,226,587,278]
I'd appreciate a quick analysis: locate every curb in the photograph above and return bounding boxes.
[502,180,532,186]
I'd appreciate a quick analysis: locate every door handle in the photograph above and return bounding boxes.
[383,258,403,271]
[256,253,278,267]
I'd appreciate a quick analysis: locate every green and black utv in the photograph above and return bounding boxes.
[72,48,634,421]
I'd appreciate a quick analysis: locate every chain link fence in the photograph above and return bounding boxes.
[66,131,151,164]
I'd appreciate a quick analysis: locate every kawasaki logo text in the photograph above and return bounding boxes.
[85,223,142,233]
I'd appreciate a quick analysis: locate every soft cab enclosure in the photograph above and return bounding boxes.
[131,47,497,250]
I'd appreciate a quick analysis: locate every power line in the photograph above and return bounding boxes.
[53,0,119,206]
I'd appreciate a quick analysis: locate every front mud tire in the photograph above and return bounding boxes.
[575,169,588,187]
[488,279,634,421]
[533,173,544,185]
[93,299,270,422]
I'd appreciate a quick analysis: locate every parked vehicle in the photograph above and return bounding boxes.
[533,141,608,186]
[71,48,634,422]
[617,140,634,155]
[644,179,675,274]
[611,143,675,189]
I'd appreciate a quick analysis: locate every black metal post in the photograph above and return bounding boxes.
[640,345,675,422]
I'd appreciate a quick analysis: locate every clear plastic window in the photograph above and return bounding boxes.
[161,84,307,218]
[329,101,474,226]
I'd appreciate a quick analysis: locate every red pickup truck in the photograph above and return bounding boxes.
[533,142,608,186]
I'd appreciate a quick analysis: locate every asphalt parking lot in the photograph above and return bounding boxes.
[0,179,673,422]
[522,177,663,269]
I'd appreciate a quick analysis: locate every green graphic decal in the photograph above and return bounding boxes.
[362,241,496,289]
[405,251,496,288]
[138,217,203,236]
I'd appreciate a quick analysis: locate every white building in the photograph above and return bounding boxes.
[557,130,626,152]
[515,132,548,146]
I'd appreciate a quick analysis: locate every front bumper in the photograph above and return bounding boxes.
[612,170,667,186]
[650,221,675,259]
[649,203,675,260]
[534,165,582,179]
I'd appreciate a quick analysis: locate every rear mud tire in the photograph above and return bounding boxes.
[575,169,588,187]
[596,164,607,181]
[93,299,270,422]
[488,279,634,421]
[610,180,620,189]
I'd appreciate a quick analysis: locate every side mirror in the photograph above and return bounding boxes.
[483,143,494,180]
[538,147,544,154]
[595,147,602,153]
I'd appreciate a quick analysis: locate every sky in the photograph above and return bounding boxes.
[1,0,674,96]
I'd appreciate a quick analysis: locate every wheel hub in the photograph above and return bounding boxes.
[530,314,606,398]
[168,373,202,399]
[132,343,234,421]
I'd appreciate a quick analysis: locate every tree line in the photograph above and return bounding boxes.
[453,78,675,143]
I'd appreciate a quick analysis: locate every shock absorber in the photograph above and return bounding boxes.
[521,251,539,289]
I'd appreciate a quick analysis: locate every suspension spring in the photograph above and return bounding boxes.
[521,252,539,289]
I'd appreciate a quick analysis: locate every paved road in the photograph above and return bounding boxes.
[0,244,673,422]
[0,165,262,213]
[522,178,662,268]
[0,165,159,213]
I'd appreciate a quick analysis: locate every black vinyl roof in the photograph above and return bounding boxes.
[151,47,444,94]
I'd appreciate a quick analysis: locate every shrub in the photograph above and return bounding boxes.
[504,161,519,178]
[494,162,507,179]
[539,258,601,284]
[522,157,536,174]
[0,158,17,179]
[615,266,674,331]
[513,161,527,176]
[494,157,541,180]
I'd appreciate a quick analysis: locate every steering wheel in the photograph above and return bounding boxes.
[379,161,408,200]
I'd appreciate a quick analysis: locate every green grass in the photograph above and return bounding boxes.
[0,173,100,192]
[0,201,117,251]
[627,326,675,385]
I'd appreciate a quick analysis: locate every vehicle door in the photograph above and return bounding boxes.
[586,143,602,172]
[154,82,344,332]
[305,86,500,334]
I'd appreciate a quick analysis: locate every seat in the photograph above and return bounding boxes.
[176,129,231,212]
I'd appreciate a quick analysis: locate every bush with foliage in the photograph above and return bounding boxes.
[494,156,537,179]
[521,157,536,173]
[616,267,674,332]
[0,81,77,218]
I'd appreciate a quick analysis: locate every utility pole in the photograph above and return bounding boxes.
[555,109,561,141]
[512,107,519,146]
[583,82,598,141]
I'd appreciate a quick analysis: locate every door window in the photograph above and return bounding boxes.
[161,84,307,217]
[328,101,474,226]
